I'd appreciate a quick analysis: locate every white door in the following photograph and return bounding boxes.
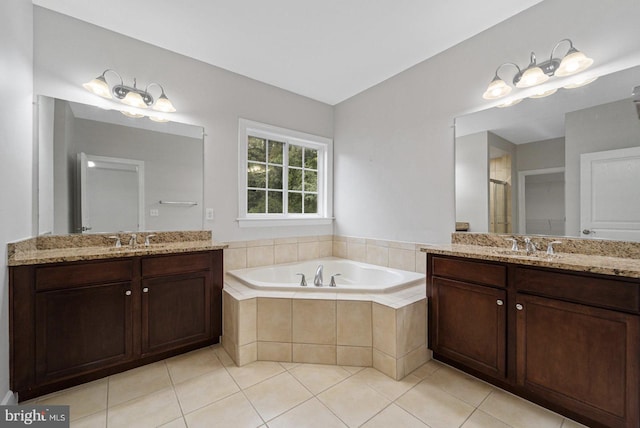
[78,153,145,233]
[580,146,640,241]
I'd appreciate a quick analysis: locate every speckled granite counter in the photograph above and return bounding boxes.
[421,233,640,279]
[8,230,227,266]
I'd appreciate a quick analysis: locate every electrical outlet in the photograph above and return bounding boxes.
[206,208,214,221]
[150,209,159,217]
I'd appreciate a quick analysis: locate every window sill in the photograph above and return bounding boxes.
[237,217,334,228]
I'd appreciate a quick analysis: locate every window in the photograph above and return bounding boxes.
[238,119,333,227]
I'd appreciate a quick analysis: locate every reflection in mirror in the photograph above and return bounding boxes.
[37,97,205,235]
[455,65,640,241]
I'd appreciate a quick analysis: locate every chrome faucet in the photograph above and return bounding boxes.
[129,233,137,247]
[524,237,537,255]
[505,238,518,251]
[144,234,156,247]
[314,264,323,287]
[296,273,307,286]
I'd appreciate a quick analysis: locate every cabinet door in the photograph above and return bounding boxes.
[516,294,640,428]
[141,271,212,356]
[35,282,134,382]
[431,277,507,378]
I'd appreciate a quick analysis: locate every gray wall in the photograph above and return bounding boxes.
[565,98,640,236]
[517,138,565,172]
[333,0,640,244]
[0,0,33,404]
[33,6,335,242]
[455,132,488,232]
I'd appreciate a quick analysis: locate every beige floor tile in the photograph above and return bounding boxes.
[341,366,365,375]
[165,347,223,383]
[408,359,442,379]
[108,361,172,407]
[289,364,351,394]
[361,404,428,428]
[225,361,285,389]
[461,410,511,428]
[268,398,347,428]
[244,372,313,421]
[158,417,187,428]
[215,347,236,367]
[350,367,421,401]
[424,365,493,406]
[37,378,107,421]
[107,387,182,428]
[70,410,106,428]
[395,381,475,428]
[279,362,301,370]
[479,390,564,428]
[184,392,263,428]
[318,378,391,428]
[174,368,240,413]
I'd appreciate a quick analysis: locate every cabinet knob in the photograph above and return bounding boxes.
[125,290,132,296]
[496,299,504,306]
[143,287,149,293]
[516,303,523,310]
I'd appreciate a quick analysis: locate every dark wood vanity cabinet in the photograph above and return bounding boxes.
[427,254,640,428]
[10,250,223,401]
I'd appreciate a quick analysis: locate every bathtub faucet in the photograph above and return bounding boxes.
[314,264,323,287]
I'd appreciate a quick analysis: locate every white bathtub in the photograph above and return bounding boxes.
[227,257,425,293]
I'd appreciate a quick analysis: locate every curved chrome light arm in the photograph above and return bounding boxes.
[493,62,521,79]
[550,38,574,61]
[101,69,124,86]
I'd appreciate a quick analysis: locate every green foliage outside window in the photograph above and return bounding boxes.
[247,136,319,215]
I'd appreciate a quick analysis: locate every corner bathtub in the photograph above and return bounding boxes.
[227,257,425,293]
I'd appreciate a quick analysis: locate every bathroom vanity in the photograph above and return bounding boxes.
[8,232,225,401]
[424,235,640,428]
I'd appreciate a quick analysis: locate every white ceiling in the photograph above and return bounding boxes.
[32,0,543,105]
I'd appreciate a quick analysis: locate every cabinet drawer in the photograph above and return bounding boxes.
[515,267,640,313]
[35,260,134,291]
[432,256,506,288]
[142,252,211,277]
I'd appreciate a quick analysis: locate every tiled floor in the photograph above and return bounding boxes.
[25,345,588,428]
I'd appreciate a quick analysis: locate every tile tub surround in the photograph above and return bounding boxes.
[8,230,227,266]
[222,277,428,380]
[422,234,640,279]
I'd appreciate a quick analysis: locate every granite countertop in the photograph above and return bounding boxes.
[420,243,640,279]
[8,231,228,266]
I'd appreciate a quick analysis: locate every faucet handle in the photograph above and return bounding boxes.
[505,238,518,251]
[296,273,307,287]
[144,234,156,247]
[546,241,562,255]
[329,273,341,287]
[129,233,137,246]
[108,235,122,248]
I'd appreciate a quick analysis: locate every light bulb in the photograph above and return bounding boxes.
[563,76,598,89]
[82,76,112,99]
[121,91,148,108]
[483,77,511,100]
[529,88,557,99]
[516,66,549,88]
[555,49,593,77]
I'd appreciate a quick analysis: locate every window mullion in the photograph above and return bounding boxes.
[283,140,289,214]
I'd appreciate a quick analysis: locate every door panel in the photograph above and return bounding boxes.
[432,277,507,378]
[141,272,212,355]
[580,146,640,241]
[35,282,134,381]
[516,294,639,427]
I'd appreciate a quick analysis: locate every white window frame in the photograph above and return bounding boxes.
[237,118,333,227]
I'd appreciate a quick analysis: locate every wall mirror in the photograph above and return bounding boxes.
[37,96,205,235]
[455,64,640,241]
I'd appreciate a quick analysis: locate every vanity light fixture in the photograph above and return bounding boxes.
[483,39,594,102]
[83,69,177,113]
